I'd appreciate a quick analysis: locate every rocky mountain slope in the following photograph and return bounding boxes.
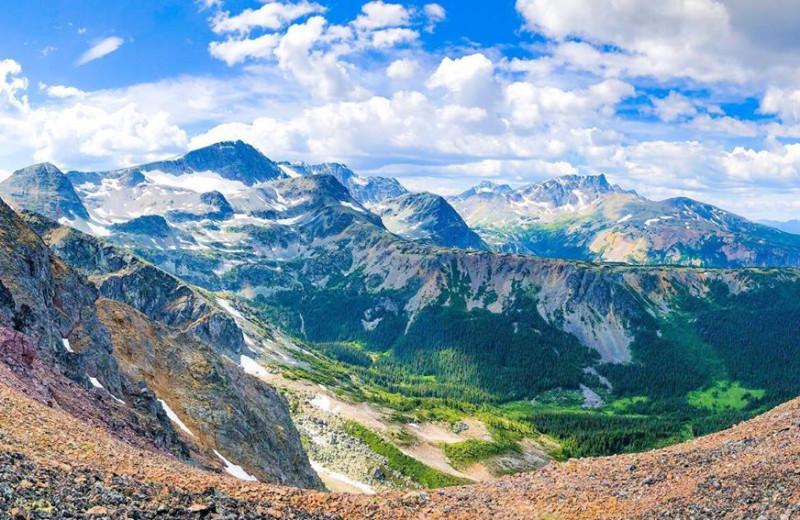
[0,194,320,488]
[371,192,486,250]
[449,175,800,267]
[278,160,483,249]
[1,361,798,519]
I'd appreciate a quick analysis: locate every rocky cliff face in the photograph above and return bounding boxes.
[21,215,322,488]
[0,202,321,488]
[0,196,187,457]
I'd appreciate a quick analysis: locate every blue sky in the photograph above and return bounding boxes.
[1,0,800,220]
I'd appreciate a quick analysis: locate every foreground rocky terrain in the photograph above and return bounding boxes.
[1,355,799,519]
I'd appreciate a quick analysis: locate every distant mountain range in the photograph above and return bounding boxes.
[760,219,800,235]
[449,175,800,267]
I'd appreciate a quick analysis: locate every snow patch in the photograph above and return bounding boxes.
[216,298,245,321]
[310,394,340,414]
[340,201,364,213]
[310,460,375,494]
[616,214,632,224]
[158,399,195,437]
[276,215,304,226]
[62,338,74,353]
[240,354,270,378]
[278,164,303,178]
[645,215,675,226]
[214,450,259,481]
[143,169,249,196]
[86,221,111,237]
[87,375,125,404]
[361,317,382,331]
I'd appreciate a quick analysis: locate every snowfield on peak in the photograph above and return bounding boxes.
[142,169,250,195]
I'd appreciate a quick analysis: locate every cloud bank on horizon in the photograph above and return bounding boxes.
[2,0,800,220]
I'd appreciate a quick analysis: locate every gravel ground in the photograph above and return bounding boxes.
[0,451,335,519]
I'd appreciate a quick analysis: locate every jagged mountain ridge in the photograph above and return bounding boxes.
[24,213,322,487]
[449,174,800,267]
[278,161,407,205]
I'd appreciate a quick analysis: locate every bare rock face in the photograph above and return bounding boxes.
[0,327,36,367]
[0,197,187,456]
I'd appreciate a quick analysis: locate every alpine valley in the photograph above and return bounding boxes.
[2,141,800,514]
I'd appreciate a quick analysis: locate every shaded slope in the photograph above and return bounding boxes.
[20,213,322,488]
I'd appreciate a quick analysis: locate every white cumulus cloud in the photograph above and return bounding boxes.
[386,58,419,80]
[211,1,325,34]
[354,1,411,30]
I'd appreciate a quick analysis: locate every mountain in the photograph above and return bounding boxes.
[371,192,487,250]
[449,174,800,267]
[279,161,407,205]
[278,161,485,249]
[0,195,321,488]
[761,219,800,235]
[127,140,286,185]
[47,146,800,407]
[17,144,800,407]
[0,162,90,224]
